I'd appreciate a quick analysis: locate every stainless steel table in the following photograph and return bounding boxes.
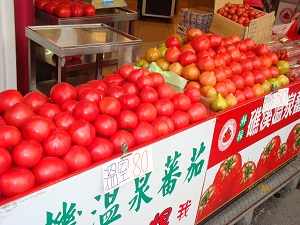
[26,23,142,93]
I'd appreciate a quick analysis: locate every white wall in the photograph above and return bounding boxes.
[0,0,17,91]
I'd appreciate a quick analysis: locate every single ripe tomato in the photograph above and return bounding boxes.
[109,130,135,154]
[83,4,96,16]
[21,116,51,143]
[44,1,58,15]
[72,100,99,122]
[54,111,75,131]
[24,91,50,112]
[0,147,12,176]
[115,110,138,130]
[99,97,121,117]
[50,82,77,106]
[135,103,157,123]
[68,119,96,147]
[32,157,68,185]
[62,145,91,172]
[130,122,157,146]
[88,137,114,163]
[56,4,71,18]
[0,125,22,149]
[0,167,35,197]
[171,93,192,111]
[93,114,118,137]
[36,103,62,121]
[170,111,190,130]
[12,139,44,169]
[43,128,72,157]
[0,89,24,113]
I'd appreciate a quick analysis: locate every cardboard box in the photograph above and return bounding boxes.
[275,0,298,24]
[127,0,138,11]
[209,0,275,43]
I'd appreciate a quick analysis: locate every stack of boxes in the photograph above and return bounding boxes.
[176,8,213,38]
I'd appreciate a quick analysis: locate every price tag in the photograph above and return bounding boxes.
[102,0,114,6]
[262,88,289,112]
[102,146,153,193]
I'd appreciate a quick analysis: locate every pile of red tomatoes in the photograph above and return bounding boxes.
[216,3,266,27]
[0,66,207,199]
[34,0,96,18]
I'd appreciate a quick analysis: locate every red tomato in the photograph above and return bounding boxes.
[156,84,176,99]
[56,4,71,18]
[21,116,51,142]
[24,91,50,112]
[224,78,236,94]
[62,145,91,172]
[54,111,75,131]
[83,3,96,16]
[149,72,165,88]
[250,56,262,70]
[115,110,138,130]
[0,167,35,197]
[228,61,242,75]
[213,153,242,204]
[164,46,181,63]
[234,90,247,103]
[241,71,255,87]
[252,69,266,84]
[122,82,139,95]
[214,82,228,98]
[230,75,245,90]
[270,66,280,78]
[118,94,140,110]
[214,67,227,83]
[179,51,197,66]
[170,111,190,130]
[73,100,99,122]
[36,103,62,121]
[68,119,96,147]
[229,161,256,199]
[243,38,256,51]
[135,103,157,123]
[109,130,135,154]
[0,125,22,149]
[212,54,226,68]
[171,93,192,111]
[61,99,78,113]
[270,143,289,169]
[154,98,175,117]
[75,83,92,95]
[99,97,121,117]
[227,48,241,62]
[242,86,256,100]
[130,122,157,146]
[0,116,6,126]
[93,114,117,137]
[260,67,272,80]
[127,68,145,83]
[197,184,222,221]
[267,52,279,65]
[152,117,172,137]
[254,44,269,56]
[3,103,35,129]
[192,35,210,52]
[50,82,77,106]
[35,0,49,11]
[187,102,207,123]
[184,86,201,103]
[207,33,222,49]
[0,89,24,113]
[43,128,71,157]
[286,123,300,159]
[88,137,114,163]
[118,64,135,79]
[12,140,43,168]
[165,36,181,48]
[32,157,68,185]
[259,55,272,68]
[44,1,58,14]
[86,80,108,92]
[136,75,154,90]
[196,56,216,71]
[139,86,158,104]
[69,4,84,17]
[103,74,125,88]
[78,87,102,103]
[72,0,85,7]
[220,52,231,66]
[0,147,12,176]
[235,41,247,52]
[240,58,253,71]
[181,43,196,53]
[106,86,126,98]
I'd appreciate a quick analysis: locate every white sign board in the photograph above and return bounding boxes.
[0,118,216,225]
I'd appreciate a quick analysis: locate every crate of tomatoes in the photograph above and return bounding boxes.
[209,0,275,43]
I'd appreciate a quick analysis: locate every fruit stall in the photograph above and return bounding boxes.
[1,0,300,225]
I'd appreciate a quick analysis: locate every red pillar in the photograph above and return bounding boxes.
[14,0,35,95]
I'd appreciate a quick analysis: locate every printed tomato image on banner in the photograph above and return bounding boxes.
[228,161,256,199]
[286,123,300,159]
[270,143,289,170]
[255,136,281,181]
[218,119,237,151]
[213,153,242,205]
[197,184,222,221]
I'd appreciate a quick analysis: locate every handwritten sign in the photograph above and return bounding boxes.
[262,88,289,112]
[102,146,153,193]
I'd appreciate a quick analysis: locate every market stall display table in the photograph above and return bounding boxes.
[25,23,141,93]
